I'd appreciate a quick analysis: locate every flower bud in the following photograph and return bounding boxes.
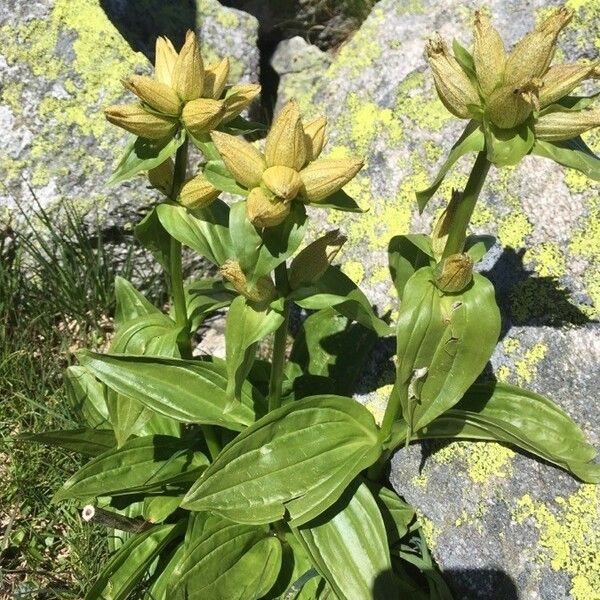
[431,189,462,259]
[303,116,327,162]
[182,98,225,136]
[288,230,347,289]
[203,58,230,100]
[220,260,276,303]
[179,174,220,209]
[434,253,474,293]
[265,100,307,170]
[122,75,183,116]
[504,7,573,85]
[210,131,266,188]
[539,61,600,107]
[104,104,178,139]
[148,159,173,195]
[425,35,480,119]
[473,10,506,97]
[261,166,302,201]
[299,158,363,203]
[172,30,204,102]
[246,186,290,228]
[155,36,178,87]
[485,79,541,129]
[221,84,261,123]
[535,108,600,142]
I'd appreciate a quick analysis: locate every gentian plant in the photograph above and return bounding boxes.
[22,7,600,599]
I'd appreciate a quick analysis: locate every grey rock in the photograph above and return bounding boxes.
[273,0,600,598]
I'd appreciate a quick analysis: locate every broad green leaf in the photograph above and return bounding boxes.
[135,207,172,272]
[114,276,160,329]
[291,266,392,336]
[157,200,232,266]
[225,295,284,401]
[108,132,185,185]
[416,120,485,212]
[452,39,477,84]
[86,521,184,600]
[294,481,397,600]
[369,483,416,546]
[107,313,181,446]
[185,277,235,331]
[188,132,222,160]
[55,435,208,501]
[464,234,496,262]
[484,119,535,167]
[230,201,308,283]
[64,366,110,429]
[203,159,250,196]
[144,544,185,600]
[181,395,382,527]
[288,307,377,398]
[171,512,281,600]
[310,189,366,212]
[417,382,600,483]
[388,235,434,300]
[539,93,600,115]
[143,494,184,523]
[394,267,500,432]
[531,137,600,181]
[18,428,116,457]
[77,351,264,430]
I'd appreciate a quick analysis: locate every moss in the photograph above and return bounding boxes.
[514,486,600,600]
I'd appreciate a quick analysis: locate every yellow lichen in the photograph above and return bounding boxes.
[497,212,532,248]
[514,486,600,600]
[526,242,567,278]
[514,343,548,384]
[343,261,365,285]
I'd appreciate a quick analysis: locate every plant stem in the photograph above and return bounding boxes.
[201,425,221,461]
[169,140,191,358]
[268,263,290,413]
[442,151,491,258]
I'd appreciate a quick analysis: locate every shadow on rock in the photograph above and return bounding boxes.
[99,0,197,60]
[482,246,594,340]
[443,568,519,600]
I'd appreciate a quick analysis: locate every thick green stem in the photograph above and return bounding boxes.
[442,151,491,258]
[268,263,290,413]
[201,425,221,461]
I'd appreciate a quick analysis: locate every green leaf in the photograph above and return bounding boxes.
[144,544,185,600]
[394,267,500,432]
[114,276,160,329]
[185,277,235,331]
[452,39,477,85]
[388,235,434,300]
[107,313,181,446]
[539,93,600,115]
[135,207,172,272]
[86,521,184,600]
[464,234,496,262]
[188,132,222,161]
[531,137,600,181]
[416,120,485,212]
[77,351,264,430]
[203,159,250,196]
[291,266,392,336]
[181,395,382,527]
[369,483,416,546]
[17,428,116,457]
[483,119,535,167]
[311,189,366,212]
[64,366,110,429]
[417,382,600,483]
[229,201,308,283]
[294,481,396,600]
[171,512,282,600]
[288,307,377,398]
[143,494,184,523]
[217,115,267,136]
[108,132,185,185]
[55,435,208,501]
[225,295,285,401]
[157,200,232,266]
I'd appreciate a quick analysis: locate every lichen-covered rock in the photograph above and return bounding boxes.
[0,0,258,224]
[273,0,600,598]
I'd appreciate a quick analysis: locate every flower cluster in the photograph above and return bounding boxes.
[104,31,259,141]
[210,100,363,227]
[427,7,599,139]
